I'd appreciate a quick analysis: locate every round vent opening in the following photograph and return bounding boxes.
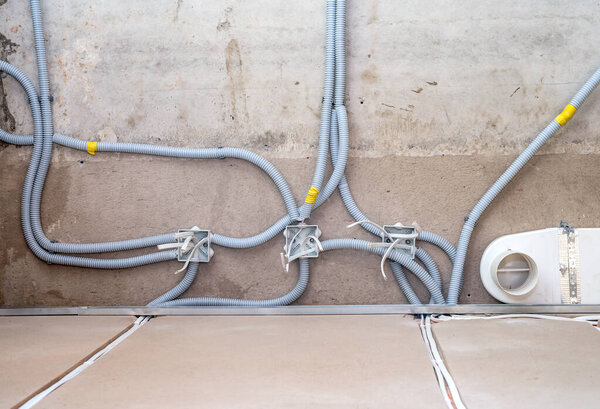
[494,252,538,296]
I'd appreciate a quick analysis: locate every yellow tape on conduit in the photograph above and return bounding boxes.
[305,186,320,204]
[86,141,98,155]
[555,104,577,126]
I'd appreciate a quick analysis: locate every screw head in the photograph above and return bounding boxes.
[203,242,208,247]
[385,238,391,243]
[405,239,411,245]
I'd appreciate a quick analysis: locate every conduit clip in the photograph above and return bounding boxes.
[281,224,322,272]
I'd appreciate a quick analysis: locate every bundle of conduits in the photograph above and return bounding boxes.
[1,0,599,306]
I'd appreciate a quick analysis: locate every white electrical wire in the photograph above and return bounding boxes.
[572,315,600,329]
[419,316,455,409]
[432,313,600,332]
[432,313,599,324]
[347,220,393,279]
[375,238,400,280]
[348,221,421,280]
[347,220,392,240]
[419,315,468,409]
[157,228,210,275]
[173,237,209,275]
[281,232,323,272]
[19,316,151,409]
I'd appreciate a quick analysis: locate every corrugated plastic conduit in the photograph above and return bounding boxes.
[1,0,598,306]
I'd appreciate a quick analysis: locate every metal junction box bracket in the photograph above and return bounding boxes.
[382,223,418,259]
[176,229,213,263]
[283,224,322,260]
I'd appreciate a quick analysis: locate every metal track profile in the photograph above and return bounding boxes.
[1,304,600,316]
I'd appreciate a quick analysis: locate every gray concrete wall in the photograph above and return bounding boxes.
[1,0,599,306]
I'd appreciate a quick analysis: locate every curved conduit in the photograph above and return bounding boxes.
[1,0,598,306]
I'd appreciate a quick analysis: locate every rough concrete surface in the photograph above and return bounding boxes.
[1,1,600,306]
[37,315,446,409]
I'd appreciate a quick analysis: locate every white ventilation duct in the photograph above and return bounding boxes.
[480,227,600,304]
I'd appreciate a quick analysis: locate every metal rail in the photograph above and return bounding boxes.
[2,304,600,316]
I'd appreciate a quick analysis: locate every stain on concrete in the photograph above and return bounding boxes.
[361,66,379,83]
[367,0,378,24]
[0,32,19,152]
[217,19,231,31]
[40,164,72,239]
[216,4,233,31]
[225,39,249,122]
[397,104,414,112]
[96,126,118,142]
[173,0,183,22]
[248,131,287,150]
[306,104,321,119]
[0,159,28,306]
[216,276,244,299]
[426,81,438,86]
[45,289,66,300]
[510,86,521,97]
[0,82,14,153]
[412,87,423,94]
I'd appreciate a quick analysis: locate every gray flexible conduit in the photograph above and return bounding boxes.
[334,0,346,108]
[1,121,300,252]
[3,0,349,255]
[0,60,178,268]
[314,0,350,209]
[206,0,443,303]
[149,0,343,306]
[320,239,445,304]
[390,262,421,305]
[446,67,600,305]
[0,129,33,145]
[0,1,302,271]
[298,0,337,221]
[1,125,301,251]
[148,262,200,306]
[156,258,309,307]
[0,0,339,305]
[2,0,598,305]
[50,134,300,253]
[326,84,450,303]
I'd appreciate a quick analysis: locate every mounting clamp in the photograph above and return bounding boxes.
[380,223,418,259]
[175,228,213,263]
[281,224,322,272]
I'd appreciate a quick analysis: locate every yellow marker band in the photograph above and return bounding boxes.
[304,186,320,205]
[86,141,98,155]
[555,104,576,126]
